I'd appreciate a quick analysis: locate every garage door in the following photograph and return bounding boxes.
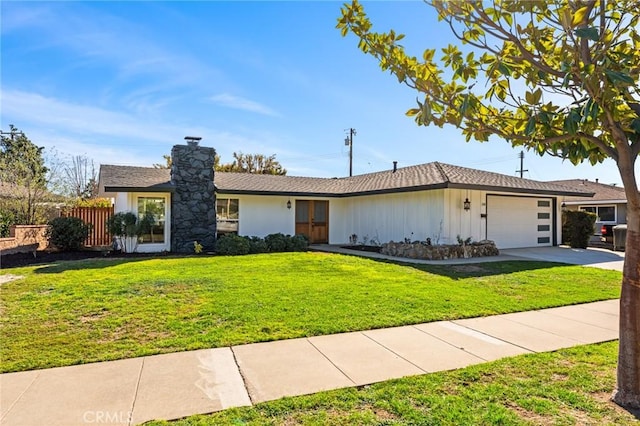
[487,196,553,249]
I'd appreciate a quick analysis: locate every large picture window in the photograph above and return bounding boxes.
[217,198,239,234]
[580,205,615,222]
[137,197,166,244]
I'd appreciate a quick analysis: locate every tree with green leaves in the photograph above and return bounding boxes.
[216,152,287,175]
[0,125,50,224]
[153,154,173,169]
[154,152,287,175]
[338,0,640,408]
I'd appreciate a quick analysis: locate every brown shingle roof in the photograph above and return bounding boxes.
[213,172,345,195]
[216,163,592,196]
[98,165,173,194]
[548,179,627,202]
[99,162,593,197]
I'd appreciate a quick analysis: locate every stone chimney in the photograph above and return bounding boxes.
[170,137,216,253]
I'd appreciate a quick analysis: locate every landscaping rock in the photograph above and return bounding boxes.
[380,240,499,260]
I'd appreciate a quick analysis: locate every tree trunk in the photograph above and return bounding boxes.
[614,223,640,408]
[612,154,640,409]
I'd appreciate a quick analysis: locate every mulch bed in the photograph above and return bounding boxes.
[0,250,163,269]
[340,245,382,253]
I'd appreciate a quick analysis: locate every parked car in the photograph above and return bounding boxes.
[600,224,614,244]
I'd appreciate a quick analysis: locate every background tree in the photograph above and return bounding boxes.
[154,152,287,175]
[46,152,98,200]
[64,155,98,199]
[153,154,172,169]
[0,125,50,225]
[338,0,640,408]
[217,152,287,175]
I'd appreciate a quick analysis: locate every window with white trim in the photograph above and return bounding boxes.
[579,205,615,222]
[216,198,239,234]
[137,197,166,244]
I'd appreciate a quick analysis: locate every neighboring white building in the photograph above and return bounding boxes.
[99,149,592,253]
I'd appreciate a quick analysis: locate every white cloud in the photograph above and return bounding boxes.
[2,89,180,143]
[1,89,299,169]
[210,93,281,117]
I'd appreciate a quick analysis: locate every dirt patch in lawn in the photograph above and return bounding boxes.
[0,275,25,285]
[507,402,553,425]
[593,391,640,420]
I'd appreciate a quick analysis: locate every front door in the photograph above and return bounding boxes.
[295,200,329,243]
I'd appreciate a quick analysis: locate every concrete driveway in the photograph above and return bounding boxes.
[501,246,625,271]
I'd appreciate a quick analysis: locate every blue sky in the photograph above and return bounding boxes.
[1,1,631,186]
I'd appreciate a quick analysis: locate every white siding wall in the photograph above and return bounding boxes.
[112,189,562,251]
[235,194,295,237]
[338,190,445,245]
[114,193,129,214]
[328,198,349,244]
[442,188,486,245]
[113,191,171,253]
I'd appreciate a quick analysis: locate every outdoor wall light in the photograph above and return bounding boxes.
[463,198,471,211]
[287,200,292,210]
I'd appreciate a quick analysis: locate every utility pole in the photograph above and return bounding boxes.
[344,128,356,177]
[0,129,24,140]
[516,151,528,178]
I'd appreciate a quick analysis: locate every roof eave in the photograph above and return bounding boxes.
[216,189,342,197]
[216,183,451,197]
[563,199,627,205]
[447,183,595,197]
[343,183,449,197]
[217,182,592,198]
[104,185,175,193]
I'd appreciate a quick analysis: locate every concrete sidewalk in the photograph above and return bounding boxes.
[1,299,620,426]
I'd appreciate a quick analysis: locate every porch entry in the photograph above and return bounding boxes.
[295,200,329,244]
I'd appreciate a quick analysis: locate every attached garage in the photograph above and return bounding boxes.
[487,195,554,249]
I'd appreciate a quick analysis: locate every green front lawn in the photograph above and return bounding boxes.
[149,342,636,425]
[0,252,621,372]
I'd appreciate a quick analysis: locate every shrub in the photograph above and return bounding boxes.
[0,210,15,238]
[216,234,250,255]
[562,210,597,248]
[106,212,139,253]
[265,233,288,252]
[217,234,307,256]
[288,234,309,252]
[46,217,91,251]
[246,236,268,254]
[70,198,113,208]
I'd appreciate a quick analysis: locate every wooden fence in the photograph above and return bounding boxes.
[63,206,114,247]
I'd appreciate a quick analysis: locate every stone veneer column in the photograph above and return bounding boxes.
[170,142,217,253]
